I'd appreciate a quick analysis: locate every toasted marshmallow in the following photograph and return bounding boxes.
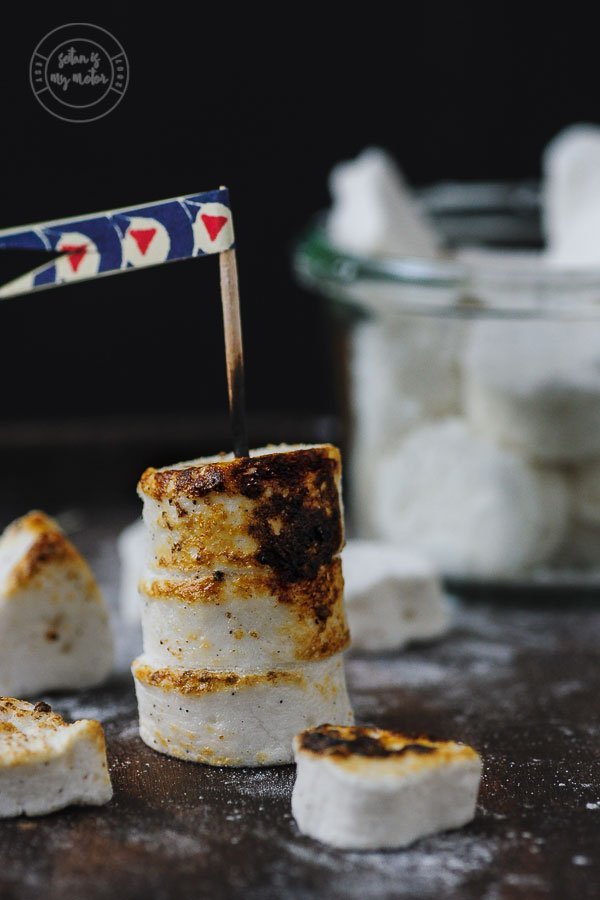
[140,559,349,670]
[0,697,112,817]
[327,147,440,258]
[373,420,569,577]
[343,541,450,652]
[292,724,482,849]
[118,518,146,624]
[132,655,353,767]
[0,512,113,695]
[138,444,344,576]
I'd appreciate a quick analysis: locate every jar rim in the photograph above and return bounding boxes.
[293,181,600,320]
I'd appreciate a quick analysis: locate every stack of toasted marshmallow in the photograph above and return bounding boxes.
[132,444,354,767]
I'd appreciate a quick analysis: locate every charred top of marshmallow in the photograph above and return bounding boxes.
[0,697,107,768]
[299,725,434,758]
[295,724,481,774]
[138,445,344,582]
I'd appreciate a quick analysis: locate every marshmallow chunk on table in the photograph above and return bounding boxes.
[0,511,113,695]
[117,518,146,624]
[543,124,600,265]
[0,698,112,818]
[132,655,353,767]
[464,320,600,463]
[327,147,440,258]
[343,540,451,652]
[373,419,569,578]
[292,724,482,849]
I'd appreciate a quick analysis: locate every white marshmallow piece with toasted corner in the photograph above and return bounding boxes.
[132,654,354,767]
[327,147,440,259]
[464,320,600,464]
[0,698,112,817]
[343,540,451,652]
[543,124,600,265]
[140,558,349,670]
[373,419,569,578]
[0,511,114,696]
[117,518,146,624]
[292,725,482,850]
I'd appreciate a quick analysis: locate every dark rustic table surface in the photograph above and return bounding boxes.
[0,510,599,900]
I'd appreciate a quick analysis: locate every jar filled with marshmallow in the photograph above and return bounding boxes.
[295,130,600,585]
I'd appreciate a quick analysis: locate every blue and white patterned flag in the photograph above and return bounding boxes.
[0,188,234,298]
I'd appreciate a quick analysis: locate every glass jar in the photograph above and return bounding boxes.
[294,181,600,590]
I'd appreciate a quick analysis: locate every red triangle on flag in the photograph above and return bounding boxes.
[129,228,157,256]
[201,214,228,242]
[61,244,88,273]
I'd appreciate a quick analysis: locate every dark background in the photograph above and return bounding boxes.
[0,8,598,430]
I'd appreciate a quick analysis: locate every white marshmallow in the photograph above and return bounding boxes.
[132,654,353,767]
[464,320,600,463]
[140,560,348,670]
[117,518,146,623]
[373,419,569,577]
[0,698,112,817]
[327,148,440,258]
[349,317,464,536]
[0,512,113,696]
[291,725,482,849]
[543,124,600,265]
[351,318,463,445]
[342,540,451,652]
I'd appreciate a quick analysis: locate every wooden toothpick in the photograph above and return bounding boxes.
[219,214,249,458]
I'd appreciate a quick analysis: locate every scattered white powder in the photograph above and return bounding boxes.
[282,832,498,898]
[348,658,448,690]
[51,690,136,725]
[222,767,295,801]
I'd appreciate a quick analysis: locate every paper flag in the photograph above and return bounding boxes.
[0,188,235,299]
